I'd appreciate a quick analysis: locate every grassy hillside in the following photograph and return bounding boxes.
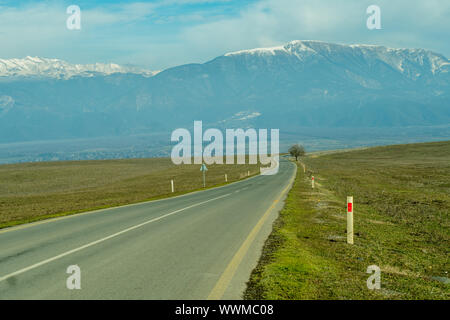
[0,158,260,228]
[245,141,449,300]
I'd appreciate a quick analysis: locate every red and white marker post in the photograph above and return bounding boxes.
[312,176,315,189]
[347,196,354,244]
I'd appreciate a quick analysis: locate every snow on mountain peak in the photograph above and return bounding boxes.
[223,40,450,76]
[224,45,287,57]
[0,56,158,79]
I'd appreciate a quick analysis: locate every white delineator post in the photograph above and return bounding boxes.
[312,176,315,189]
[225,174,228,182]
[247,170,250,177]
[171,180,174,193]
[347,196,354,244]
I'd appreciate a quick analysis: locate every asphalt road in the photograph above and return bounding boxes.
[0,159,296,299]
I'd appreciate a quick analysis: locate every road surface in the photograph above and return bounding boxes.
[0,159,296,299]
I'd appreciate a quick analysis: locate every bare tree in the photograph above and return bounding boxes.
[289,144,305,161]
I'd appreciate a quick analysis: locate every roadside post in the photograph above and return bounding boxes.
[200,163,208,188]
[347,196,354,244]
[312,176,315,189]
[225,174,227,182]
[247,170,250,177]
[171,179,174,193]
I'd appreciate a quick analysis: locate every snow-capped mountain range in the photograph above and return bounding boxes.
[2,40,448,80]
[0,56,157,79]
[0,40,449,145]
[225,40,450,78]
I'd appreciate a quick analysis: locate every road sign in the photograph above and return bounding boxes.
[200,163,207,187]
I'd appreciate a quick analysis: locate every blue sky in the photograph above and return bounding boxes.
[0,0,449,70]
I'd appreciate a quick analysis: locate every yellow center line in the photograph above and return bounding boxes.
[207,166,296,300]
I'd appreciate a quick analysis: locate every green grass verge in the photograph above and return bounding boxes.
[245,141,449,300]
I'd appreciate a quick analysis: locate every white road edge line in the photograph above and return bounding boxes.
[0,193,231,283]
[0,168,262,235]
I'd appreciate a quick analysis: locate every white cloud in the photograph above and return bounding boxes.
[0,0,448,69]
[180,0,450,58]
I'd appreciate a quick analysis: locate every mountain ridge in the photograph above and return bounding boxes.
[2,40,449,80]
[222,40,450,79]
[0,40,449,144]
[0,56,158,79]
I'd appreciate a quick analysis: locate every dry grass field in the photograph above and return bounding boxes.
[0,158,260,228]
[245,141,449,299]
